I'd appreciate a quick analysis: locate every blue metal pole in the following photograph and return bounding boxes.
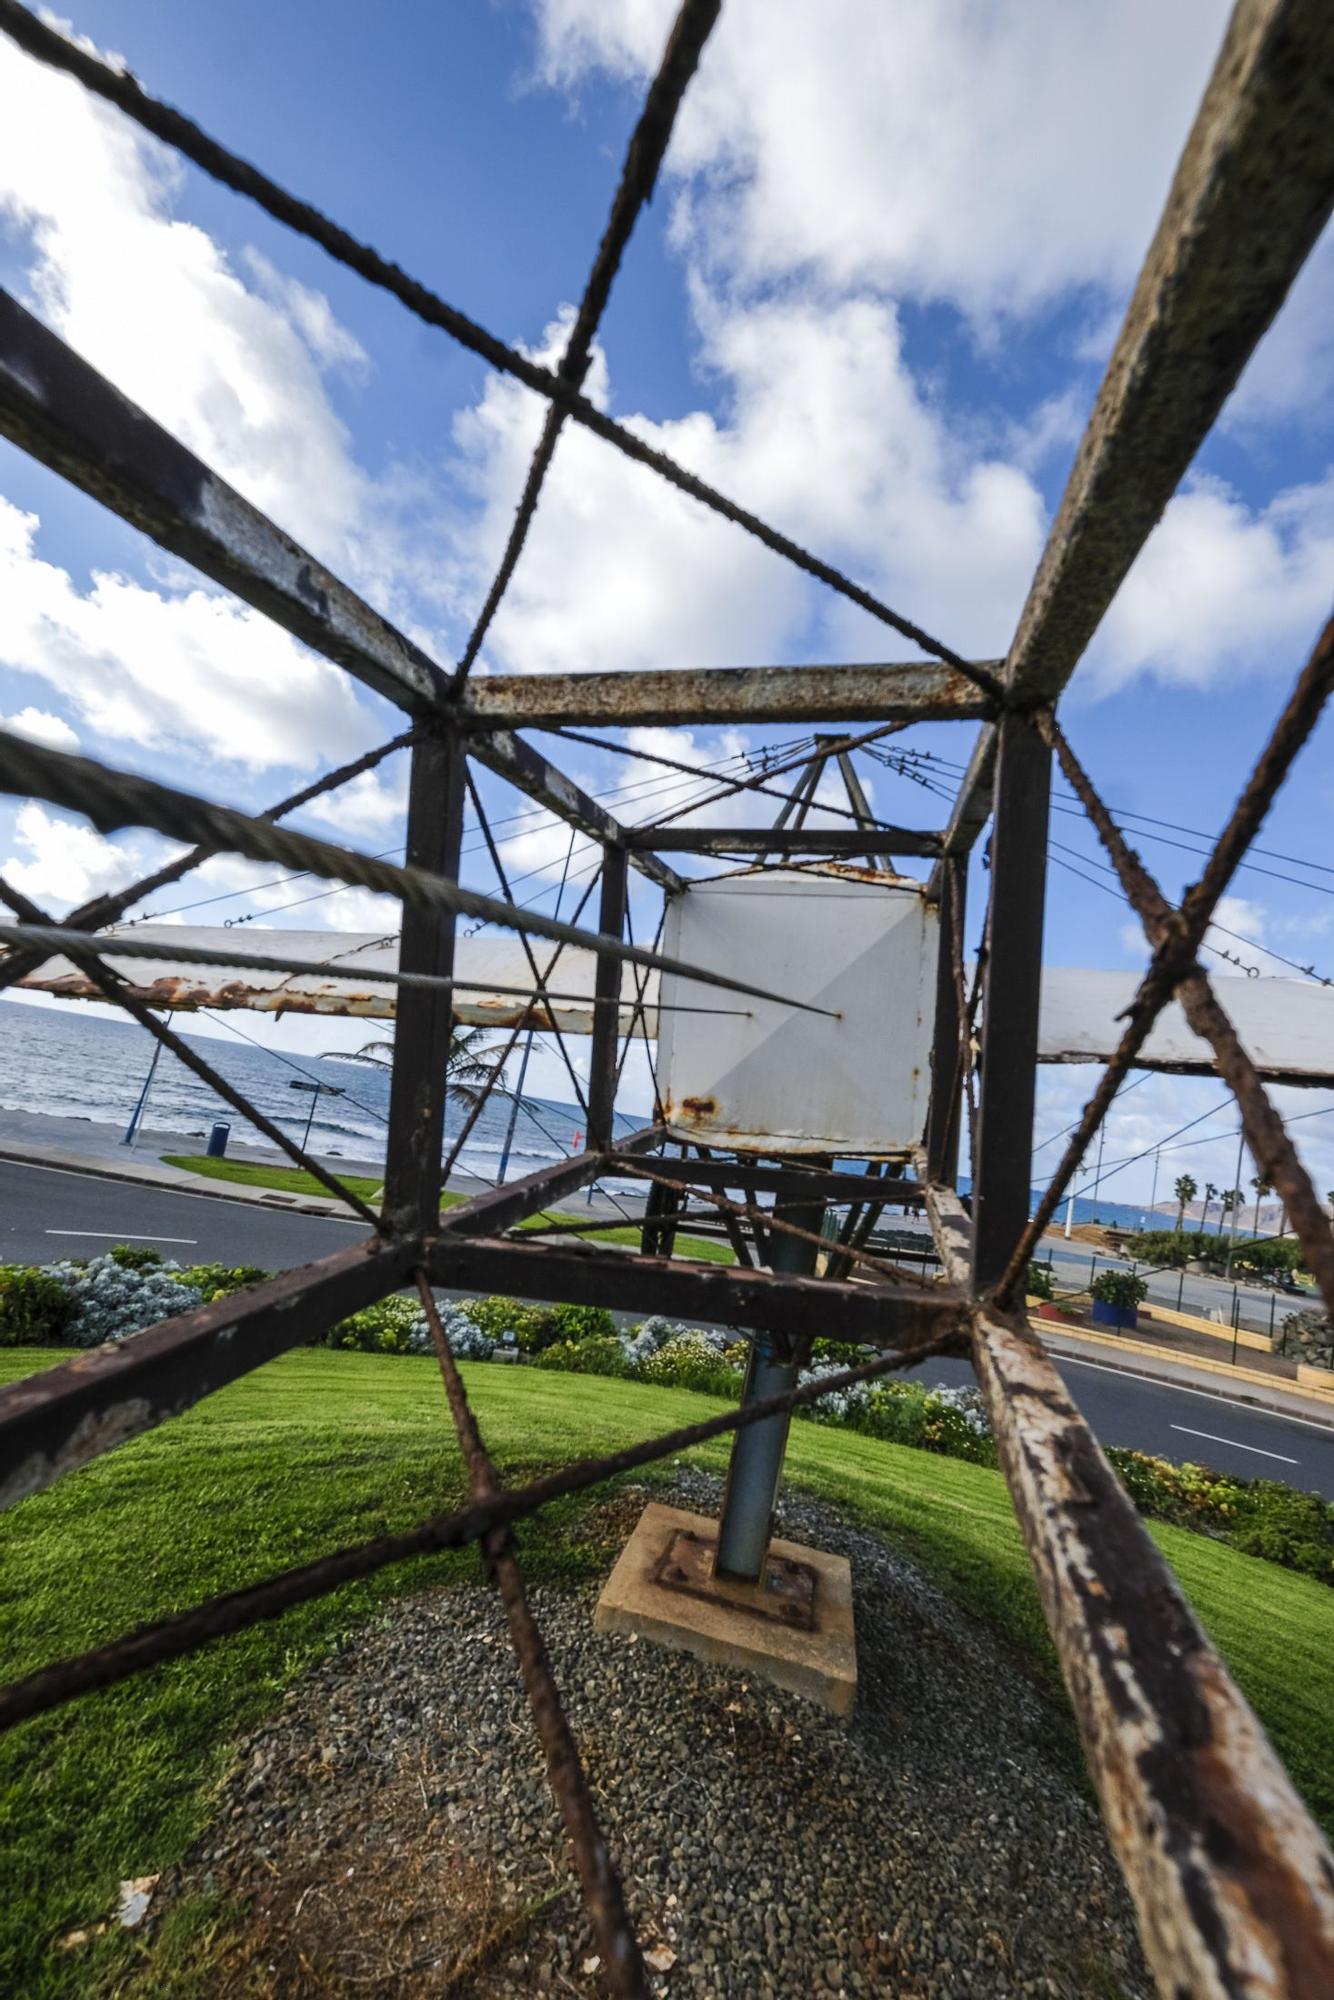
[497,1032,534,1185]
[122,1011,173,1147]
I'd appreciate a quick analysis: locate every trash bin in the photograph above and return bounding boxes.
[207,1121,231,1158]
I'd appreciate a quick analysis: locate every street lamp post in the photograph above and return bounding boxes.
[288,1078,345,1155]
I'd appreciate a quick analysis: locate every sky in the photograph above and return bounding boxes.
[0,0,1332,1212]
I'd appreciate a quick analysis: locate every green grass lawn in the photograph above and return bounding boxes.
[2,1348,1332,1995]
[161,1153,735,1262]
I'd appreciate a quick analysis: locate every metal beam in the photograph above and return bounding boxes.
[426,1234,965,1347]
[970,716,1051,1291]
[382,730,466,1236]
[457,662,996,729]
[924,854,966,1184]
[933,0,1334,879]
[623,825,940,856]
[0,289,448,714]
[920,1175,1334,2000]
[587,845,628,1150]
[0,1239,417,1513]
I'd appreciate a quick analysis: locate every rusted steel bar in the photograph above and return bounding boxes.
[469,728,683,898]
[587,847,629,1151]
[924,853,966,1183]
[0,729,833,1014]
[932,0,1334,876]
[0,1331,962,1734]
[462,663,995,729]
[382,731,466,1237]
[1174,973,1334,1315]
[994,609,1334,1303]
[0,291,448,714]
[0,3,1000,694]
[969,713,1051,1291]
[921,1178,1334,2000]
[436,1127,663,1239]
[453,0,719,718]
[415,1278,647,1995]
[0,876,382,1227]
[426,1235,964,1346]
[0,290,678,905]
[0,1239,415,1512]
[0,729,414,998]
[638,1158,923,1204]
[623,824,939,856]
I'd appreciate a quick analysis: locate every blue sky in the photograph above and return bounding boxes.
[0,0,1331,1207]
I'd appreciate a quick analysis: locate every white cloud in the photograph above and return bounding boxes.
[450,298,1046,676]
[1088,475,1334,694]
[533,0,1227,321]
[1,801,150,911]
[0,706,79,751]
[0,498,375,772]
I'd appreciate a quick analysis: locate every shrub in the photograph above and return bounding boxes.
[175,1261,271,1301]
[44,1255,202,1347]
[810,1338,866,1365]
[1090,1269,1148,1310]
[620,1315,694,1368]
[457,1295,552,1353]
[530,1336,628,1379]
[546,1301,616,1345]
[328,1294,430,1355]
[637,1333,743,1398]
[107,1243,164,1272]
[0,1266,75,1346]
[1026,1261,1054,1302]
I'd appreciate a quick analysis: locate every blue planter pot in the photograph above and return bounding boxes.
[1091,1299,1138,1331]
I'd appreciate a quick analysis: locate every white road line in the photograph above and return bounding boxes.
[1057,1353,1334,1436]
[46,1229,198,1244]
[1170,1423,1297,1464]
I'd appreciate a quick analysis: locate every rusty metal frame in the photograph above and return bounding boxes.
[2,0,1334,1992]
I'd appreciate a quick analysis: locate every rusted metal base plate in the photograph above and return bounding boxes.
[593,1503,856,1715]
[652,1526,817,1632]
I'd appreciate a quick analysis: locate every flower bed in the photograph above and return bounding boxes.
[3,1250,1331,1588]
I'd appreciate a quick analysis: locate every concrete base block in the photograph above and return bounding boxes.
[593,1502,857,1716]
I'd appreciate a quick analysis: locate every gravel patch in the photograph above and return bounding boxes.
[149,1471,1150,1998]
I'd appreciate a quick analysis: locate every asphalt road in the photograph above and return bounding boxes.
[4,1159,1332,1498]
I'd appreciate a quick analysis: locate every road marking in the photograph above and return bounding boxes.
[46,1229,198,1244]
[1170,1423,1296,1464]
[1058,1354,1334,1437]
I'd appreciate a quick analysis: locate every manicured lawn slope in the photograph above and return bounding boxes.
[2,1348,1332,1995]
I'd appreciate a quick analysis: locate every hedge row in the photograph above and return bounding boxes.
[3,1250,1330,1588]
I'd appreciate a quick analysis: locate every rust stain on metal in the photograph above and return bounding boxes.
[652,1524,817,1631]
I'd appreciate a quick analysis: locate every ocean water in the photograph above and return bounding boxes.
[0,999,1171,1228]
[0,999,643,1182]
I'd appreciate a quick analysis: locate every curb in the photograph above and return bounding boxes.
[0,1144,355,1219]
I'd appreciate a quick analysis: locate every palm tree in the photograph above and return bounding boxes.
[326,1025,505,1111]
[1198,1182,1218,1235]
[1173,1173,1197,1233]
[1251,1173,1274,1236]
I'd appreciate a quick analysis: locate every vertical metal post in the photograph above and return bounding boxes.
[587,842,628,1153]
[122,1011,172,1147]
[382,728,466,1237]
[925,854,965,1184]
[714,1165,828,1583]
[971,713,1051,1293]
